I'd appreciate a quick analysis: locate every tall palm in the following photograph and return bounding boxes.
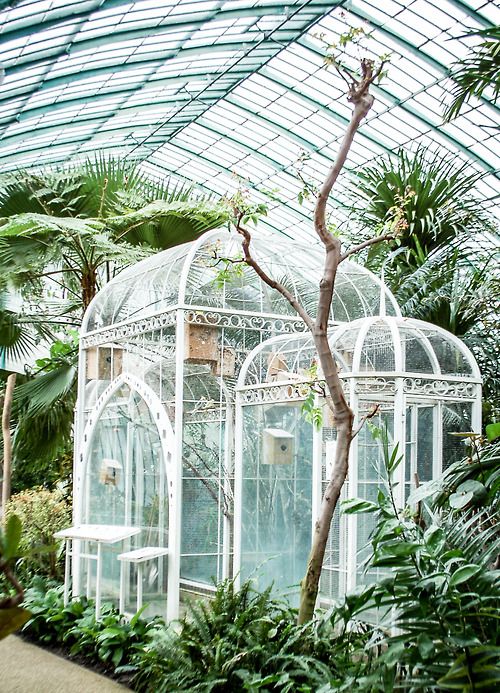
[0,157,229,476]
[346,145,496,288]
[0,156,229,312]
[344,145,499,414]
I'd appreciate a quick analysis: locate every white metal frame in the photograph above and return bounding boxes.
[73,371,179,621]
[234,315,482,601]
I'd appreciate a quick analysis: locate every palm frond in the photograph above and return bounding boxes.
[345,144,496,275]
[14,362,77,416]
[444,25,500,121]
[106,199,230,249]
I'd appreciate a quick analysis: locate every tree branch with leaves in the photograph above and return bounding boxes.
[229,42,392,623]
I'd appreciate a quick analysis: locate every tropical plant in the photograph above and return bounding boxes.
[346,145,496,284]
[444,25,500,122]
[23,580,159,672]
[127,578,338,693]
[9,331,79,471]
[340,429,500,691]
[344,144,500,416]
[0,157,229,481]
[5,486,72,579]
[0,514,31,640]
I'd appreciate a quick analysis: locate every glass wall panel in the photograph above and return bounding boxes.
[356,408,394,586]
[443,401,473,467]
[241,402,313,602]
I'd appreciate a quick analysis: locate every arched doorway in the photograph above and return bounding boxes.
[75,373,176,620]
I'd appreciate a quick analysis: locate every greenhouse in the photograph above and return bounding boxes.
[0,1,498,690]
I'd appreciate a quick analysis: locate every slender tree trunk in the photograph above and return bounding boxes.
[236,58,384,624]
[1,373,16,519]
[81,268,98,311]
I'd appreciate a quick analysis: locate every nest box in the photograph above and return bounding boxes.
[87,345,123,380]
[211,346,236,377]
[185,323,219,363]
[99,458,122,486]
[262,428,294,465]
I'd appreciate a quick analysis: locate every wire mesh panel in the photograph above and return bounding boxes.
[240,402,313,603]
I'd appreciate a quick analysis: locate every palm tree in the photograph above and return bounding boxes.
[444,25,500,122]
[346,145,496,287]
[0,156,229,313]
[344,144,499,415]
[0,157,229,481]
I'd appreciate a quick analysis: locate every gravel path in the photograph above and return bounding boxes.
[0,636,130,692]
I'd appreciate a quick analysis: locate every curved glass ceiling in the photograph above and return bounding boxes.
[1,0,498,244]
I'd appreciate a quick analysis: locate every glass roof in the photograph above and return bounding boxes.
[239,315,482,387]
[82,229,400,332]
[1,1,498,244]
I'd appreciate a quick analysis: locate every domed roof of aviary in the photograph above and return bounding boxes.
[82,229,400,333]
[238,315,481,388]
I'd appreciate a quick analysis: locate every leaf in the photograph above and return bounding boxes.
[341,498,379,514]
[417,633,435,660]
[486,422,500,442]
[438,646,500,690]
[0,607,31,640]
[449,563,481,587]
[3,513,22,561]
[449,491,473,509]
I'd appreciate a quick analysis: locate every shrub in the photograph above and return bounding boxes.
[126,579,370,692]
[6,486,72,579]
[339,433,500,691]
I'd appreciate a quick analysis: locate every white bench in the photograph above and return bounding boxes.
[55,524,140,618]
[117,546,169,614]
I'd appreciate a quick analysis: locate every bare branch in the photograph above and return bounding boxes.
[339,232,395,262]
[235,221,314,332]
[351,404,381,439]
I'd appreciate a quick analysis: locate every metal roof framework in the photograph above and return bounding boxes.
[1,0,498,243]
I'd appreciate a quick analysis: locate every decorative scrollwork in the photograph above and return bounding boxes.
[354,377,397,395]
[81,310,177,347]
[403,378,477,399]
[185,310,306,334]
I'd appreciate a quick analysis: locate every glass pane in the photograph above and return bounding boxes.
[240,402,313,603]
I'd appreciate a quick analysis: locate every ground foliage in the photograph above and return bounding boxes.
[17,440,499,692]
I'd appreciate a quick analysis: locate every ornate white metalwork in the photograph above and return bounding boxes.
[403,378,477,399]
[354,377,397,395]
[81,310,177,347]
[185,310,307,334]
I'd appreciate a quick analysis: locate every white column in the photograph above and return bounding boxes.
[167,308,184,622]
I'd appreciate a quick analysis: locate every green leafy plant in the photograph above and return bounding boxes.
[340,429,500,691]
[128,579,339,692]
[5,486,72,579]
[0,514,31,639]
[444,25,500,122]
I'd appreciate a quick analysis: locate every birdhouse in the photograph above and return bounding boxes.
[99,458,122,486]
[262,428,294,465]
[267,352,288,381]
[87,345,123,380]
[184,323,219,363]
[211,346,236,377]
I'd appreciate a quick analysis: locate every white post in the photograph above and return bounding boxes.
[95,542,103,619]
[233,391,243,589]
[167,308,185,622]
[137,563,143,612]
[119,560,125,615]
